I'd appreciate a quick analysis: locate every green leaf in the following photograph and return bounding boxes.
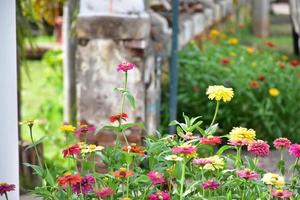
[125,92,136,108]
[101,125,120,133]
[114,87,126,93]
[132,175,151,184]
[23,163,44,177]
[205,124,218,135]
[120,122,145,132]
[216,145,234,156]
[278,160,285,175]
[25,136,46,151]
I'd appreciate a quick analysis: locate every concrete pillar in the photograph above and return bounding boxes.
[0,0,19,199]
[252,0,269,37]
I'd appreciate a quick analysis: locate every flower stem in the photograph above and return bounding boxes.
[5,192,8,200]
[179,160,186,200]
[119,72,130,147]
[29,125,43,168]
[235,146,242,169]
[126,164,130,197]
[210,101,220,127]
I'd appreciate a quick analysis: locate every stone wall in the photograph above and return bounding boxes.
[75,0,234,146]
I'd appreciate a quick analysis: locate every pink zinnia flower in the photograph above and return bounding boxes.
[0,183,15,196]
[147,171,165,185]
[200,136,222,146]
[117,61,136,72]
[192,158,212,166]
[75,124,96,136]
[148,191,170,200]
[289,144,300,158]
[72,175,95,195]
[236,169,259,180]
[273,138,291,150]
[247,140,270,157]
[172,145,197,155]
[63,144,81,158]
[202,180,220,190]
[271,189,292,199]
[228,139,249,146]
[95,187,114,198]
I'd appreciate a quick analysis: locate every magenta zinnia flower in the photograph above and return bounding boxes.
[273,138,291,150]
[117,61,136,72]
[95,187,114,198]
[172,145,197,155]
[147,171,165,185]
[148,191,170,200]
[289,144,300,158]
[75,124,96,136]
[192,158,212,166]
[271,189,292,199]
[200,136,222,146]
[247,140,270,157]
[236,169,259,180]
[72,175,95,195]
[0,183,15,196]
[202,180,220,190]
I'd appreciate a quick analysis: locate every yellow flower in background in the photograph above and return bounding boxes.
[230,52,237,57]
[81,144,104,154]
[228,38,239,45]
[210,29,220,38]
[60,124,76,133]
[246,47,255,54]
[229,127,256,144]
[281,55,288,61]
[203,155,225,171]
[262,173,285,188]
[269,88,280,97]
[165,155,183,161]
[206,85,234,102]
[19,119,47,126]
[251,62,257,68]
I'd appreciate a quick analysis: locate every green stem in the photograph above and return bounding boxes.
[65,133,69,147]
[210,101,220,127]
[5,192,8,200]
[235,146,242,169]
[180,160,186,200]
[141,184,151,200]
[242,180,246,200]
[126,164,130,197]
[292,158,299,178]
[119,72,130,147]
[29,125,43,168]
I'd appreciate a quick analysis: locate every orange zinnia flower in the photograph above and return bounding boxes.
[113,168,134,179]
[58,173,81,188]
[249,80,260,89]
[265,41,275,48]
[110,113,128,123]
[122,143,145,155]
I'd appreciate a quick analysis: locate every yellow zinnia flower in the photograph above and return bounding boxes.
[262,173,285,188]
[228,38,239,45]
[81,144,104,154]
[229,127,256,144]
[246,47,255,54]
[210,29,220,38]
[203,155,225,171]
[269,88,280,97]
[206,85,234,102]
[60,124,76,133]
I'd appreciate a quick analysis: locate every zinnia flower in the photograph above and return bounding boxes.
[236,169,259,180]
[165,155,183,161]
[122,143,145,155]
[271,189,292,199]
[269,88,280,97]
[72,175,95,195]
[172,144,197,158]
[228,38,239,45]
[289,144,300,157]
[117,61,136,72]
[148,191,170,200]
[279,63,286,69]
[19,119,47,126]
[262,173,285,188]
[75,124,96,135]
[63,144,81,158]
[210,29,220,38]
[147,171,165,185]
[58,172,81,188]
[273,138,291,150]
[95,187,115,198]
[265,41,275,48]
[80,144,104,154]
[113,168,134,179]
[248,140,270,157]
[246,47,255,54]
[60,124,76,133]
[206,85,234,102]
[202,180,220,190]
[0,183,15,196]
[200,136,222,145]
[192,158,212,166]
[110,113,128,123]
[228,127,256,146]
[290,59,299,67]
[249,80,260,89]
[220,58,230,65]
[258,75,266,81]
[203,155,225,171]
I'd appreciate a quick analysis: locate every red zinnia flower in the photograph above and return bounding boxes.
[58,173,81,188]
[279,63,286,69]
[220,58,230,65]
[290,59,300,67]
[249,80,260,89]
[110,113,128,123]
[265,41,275,48]
[258,75,266,81]
[72,175,95,195]
[63,144,81,158]
[122,143,145,155]
[200,136,222,146]
[96,187,115,198]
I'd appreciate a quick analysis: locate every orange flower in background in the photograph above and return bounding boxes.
[279,63,286,70]
[249,80,260,89]
[122,143,145,155]
[257,75,266,81]
[113,168,134,179]
[290,59,300,67]
[265,41,275,48]
[220,57,231,65]
[58,172,81,188]
[110,113,128,123]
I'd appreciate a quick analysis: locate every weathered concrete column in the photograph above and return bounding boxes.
[0,0,19,199]
[252,0,269,37]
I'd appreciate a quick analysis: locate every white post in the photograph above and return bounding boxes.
[0,0,19,199]
[252,0,269,37]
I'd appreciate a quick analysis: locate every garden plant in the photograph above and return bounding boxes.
[2,61,300,200]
